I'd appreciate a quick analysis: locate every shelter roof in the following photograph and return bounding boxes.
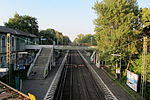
[0,26,38,38]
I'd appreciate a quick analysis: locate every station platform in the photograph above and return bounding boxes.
[90,64,132,100]
[21,57,64,100]
[82,52,141,100]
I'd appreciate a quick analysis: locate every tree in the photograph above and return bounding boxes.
[39,28,57,45]
[63,36,71,45]
[55,31,64,45]
[74,34,84,44]
[5,13,39,35]
[39,28,71,45]
[141,8,150,35]
[74,34,97,45]
[93,0,139,60]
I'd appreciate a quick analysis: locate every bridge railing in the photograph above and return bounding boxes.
[26,45,97,50]
[54,45,97,50]
[27,48,42,77]
[26,45,53,49]
[43,48,54,78]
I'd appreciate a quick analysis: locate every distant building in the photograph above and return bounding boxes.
[0,26,39,77]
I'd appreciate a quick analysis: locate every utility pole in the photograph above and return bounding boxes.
[141,36,148,98]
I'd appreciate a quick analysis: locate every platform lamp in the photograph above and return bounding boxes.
[111,54,121,79]
[40,36,43,45]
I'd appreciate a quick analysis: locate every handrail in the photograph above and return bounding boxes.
[44,50,69,100]
[27,47,43,77]
[43,47,54,78]
[90,50,96,61]
[26,45,97,50]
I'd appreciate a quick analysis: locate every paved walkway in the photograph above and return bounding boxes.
[92,66,132,100]
[21,57,64,100]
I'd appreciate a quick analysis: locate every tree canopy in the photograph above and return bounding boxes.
[74,34,97,45]
[39,29,57,45]
[39,28,71,45]
[5,13,39,35]
[63,36,71,45]
[4,13,71,45]
[141,8,150,35]
[93,0,139,58]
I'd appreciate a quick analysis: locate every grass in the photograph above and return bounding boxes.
[103,67,144,100]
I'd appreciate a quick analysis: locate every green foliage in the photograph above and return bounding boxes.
[74,34,84,43]
[39,28,71,45]
[93,0,139,60]
[5,13,39,35]
[74,33,97,45]
[93,1,150,97]
[141,8,150,35]
[39,28,57,45]
[63,36,71,45]
[129,53,150,76]
[55,31,63,45]
[5,13,71,45]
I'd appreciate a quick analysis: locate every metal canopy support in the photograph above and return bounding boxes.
[6,33,11,64]
[6,33,12,85]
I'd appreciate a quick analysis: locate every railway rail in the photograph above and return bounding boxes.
[53,50,106,100]
[44,50,118,100]
[0,81,30,100]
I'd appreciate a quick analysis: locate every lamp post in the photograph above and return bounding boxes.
[111,54,121,79]
[41,36,43,45]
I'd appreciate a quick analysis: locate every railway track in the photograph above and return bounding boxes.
[53,50,106,100]
[0,81,30,100]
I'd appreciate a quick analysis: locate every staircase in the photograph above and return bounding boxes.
[28,48,52,79]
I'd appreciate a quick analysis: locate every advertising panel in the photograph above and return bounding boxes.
[116,68,121,74]
[0,68,8,72]
[126,70,139,92]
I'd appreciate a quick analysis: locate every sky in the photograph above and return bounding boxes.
[0,0,149,41]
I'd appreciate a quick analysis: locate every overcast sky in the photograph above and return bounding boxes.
[0,0,149,41]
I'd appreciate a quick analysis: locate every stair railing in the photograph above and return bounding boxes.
[43,47,54,78]
[27,47,43,77]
